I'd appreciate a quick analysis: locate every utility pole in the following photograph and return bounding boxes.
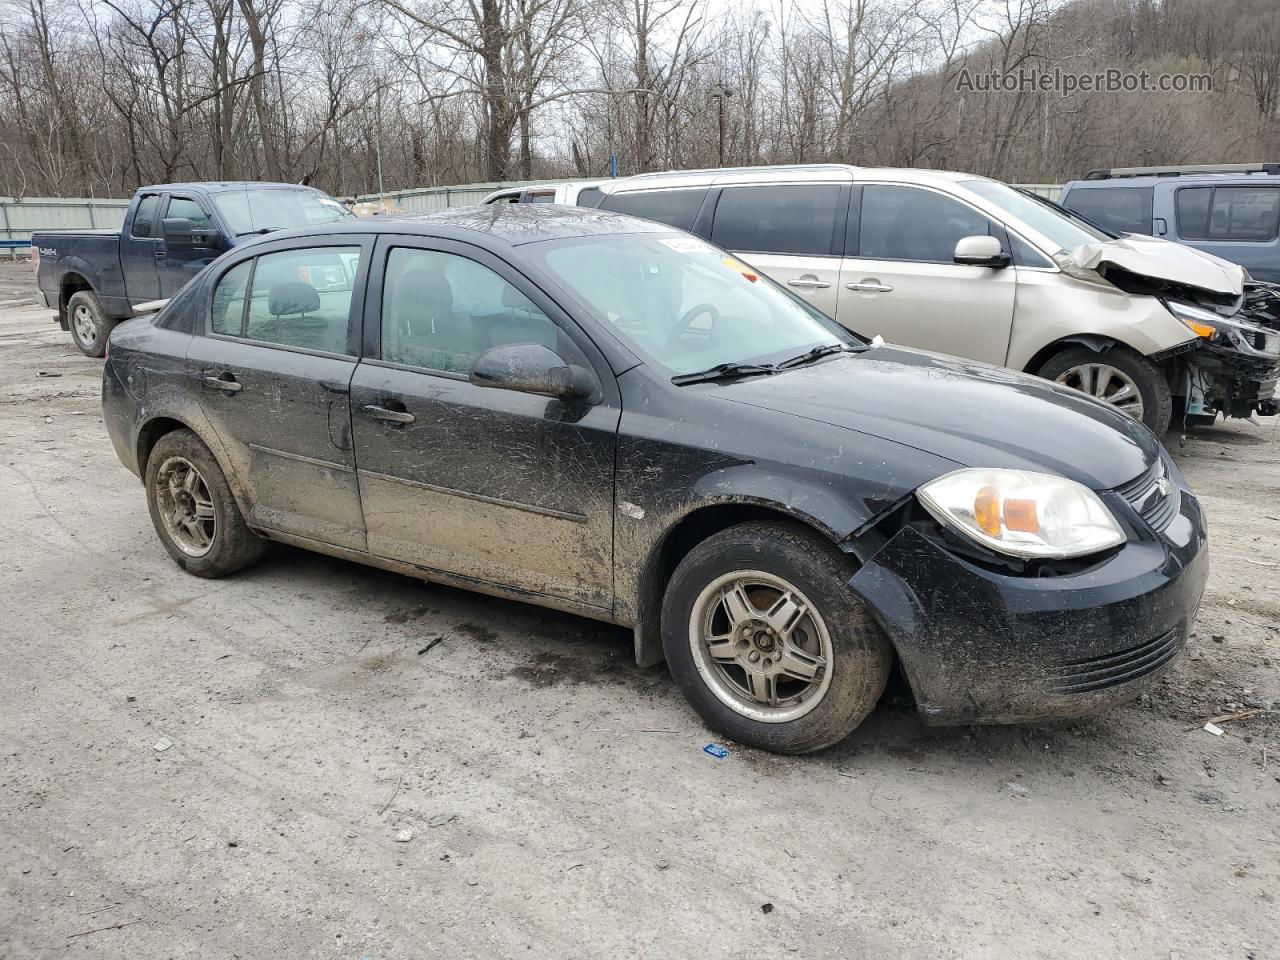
[375,83,385,199]
[710,84,735,168]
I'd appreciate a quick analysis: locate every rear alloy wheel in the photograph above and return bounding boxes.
[662,521,892,754]
[66,290,115,358]
[144,429,265,577]
[1039,345,1172,436]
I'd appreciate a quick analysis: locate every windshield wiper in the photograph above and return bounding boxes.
[236,227,283,236]
[775,343,859,370]
[671,362,776,385]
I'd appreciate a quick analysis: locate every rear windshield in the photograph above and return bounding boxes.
[213,188,353,235]
[1061,187,1154,236]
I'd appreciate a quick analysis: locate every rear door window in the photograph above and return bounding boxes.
[859,185,996,263]
[710,184,843,256]
[1062,187,1153,235]
[598,189,708,231]
[1177,185,1280,241]
[132,195,161,238]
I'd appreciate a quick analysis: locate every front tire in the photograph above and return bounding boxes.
[66,290,115,358]
[1038,345,1172,436]
[144,429,265,577]
[661,521,892,754]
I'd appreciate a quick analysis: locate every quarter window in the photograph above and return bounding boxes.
[132,195,160,238]
[1177,186,1280,241]
[599,189,708,231]
[711,185,842,256]
[380,248,570,375]
[210,246,361,355]
[860,185,996,263]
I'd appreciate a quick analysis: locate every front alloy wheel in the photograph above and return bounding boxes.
[690,571,833,722]
[1051,362,1144,421]
[1038,345,1172,435]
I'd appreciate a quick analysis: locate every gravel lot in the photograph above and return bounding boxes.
[1,258,1277,959]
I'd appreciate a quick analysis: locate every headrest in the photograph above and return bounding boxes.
[268,281,320,316]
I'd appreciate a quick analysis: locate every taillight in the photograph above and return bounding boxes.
[30,245,39,276]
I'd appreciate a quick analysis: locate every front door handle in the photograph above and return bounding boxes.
[846,281,895,293]
[363,404,416,424]
[787,275,832,290]
[203,374,242,392]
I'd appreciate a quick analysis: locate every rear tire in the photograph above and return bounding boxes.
[144,429,265,578]
[661,521,892,754]
[66,290,115,358]
[1038,345,1172,436]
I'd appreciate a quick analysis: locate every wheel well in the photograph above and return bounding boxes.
[136,417,187,476]
[1024,334,1120,374]
[632,503,832,667]
[61,272,92,310]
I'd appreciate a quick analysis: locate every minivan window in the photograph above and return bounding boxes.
[211,246,360,355]
[859,185,994,263]
[1061,186,1153,235]
[1177,185,1280,241]
[527,233,853,374]
[962,179,1109,252]
[598,188,708,231]
[380,248,569,375]
[711,184,842,256]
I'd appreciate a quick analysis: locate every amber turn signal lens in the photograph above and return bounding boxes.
[1003,498,1040,533]
[974,485,1001,537]
[1183,319,1216,339]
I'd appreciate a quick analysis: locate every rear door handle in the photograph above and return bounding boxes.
[203,374,242,392]
[363,404,415,424]
[787,276,832,289]
[846,282,894,293]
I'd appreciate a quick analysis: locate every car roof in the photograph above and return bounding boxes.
[138,181,322,195]
[600,163,986,193]
[1063,173,1280,189]
[249,203,673,248]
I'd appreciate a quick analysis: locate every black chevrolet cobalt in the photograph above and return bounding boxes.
[102,205,1208,753]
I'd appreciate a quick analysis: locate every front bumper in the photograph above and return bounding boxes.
[849,485,1208,725]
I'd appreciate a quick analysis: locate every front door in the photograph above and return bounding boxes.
[187,238,371,550]
[349,237,619,610]
[708,183,849,319]
[838,184,1017,365]
[158,194,224,297]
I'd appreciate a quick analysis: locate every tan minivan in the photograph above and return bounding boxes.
[587,164,1280,435]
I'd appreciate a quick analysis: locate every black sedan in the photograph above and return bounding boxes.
[101,205,1208,753]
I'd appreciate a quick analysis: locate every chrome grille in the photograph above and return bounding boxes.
[1116,457,1179,531]
[1050,628,1183,694]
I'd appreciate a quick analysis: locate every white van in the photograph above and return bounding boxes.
[592,164,1280,434]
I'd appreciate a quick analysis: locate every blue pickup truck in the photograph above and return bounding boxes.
[1060,163,1280,283]
[33,181,353,355]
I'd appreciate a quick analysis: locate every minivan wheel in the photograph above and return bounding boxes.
[661,521,892,754]
[1038,346,1172,436]
[144,429,265,577]
[66,290,115,358]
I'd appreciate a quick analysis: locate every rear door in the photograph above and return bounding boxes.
[838,184,1016,364]
[158,194,224,297]
[707,183,848,319]
[187,236,371,549]
[119,192,163,303]
[348,236,620,610]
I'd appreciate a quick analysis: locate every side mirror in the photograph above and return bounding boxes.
[469,343,599,402]
[953,235,1010,268]
[162,217,221,249]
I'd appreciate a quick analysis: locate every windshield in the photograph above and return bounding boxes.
[962,179,1110,253]
[214,188,354,234]
[526,234,856,374]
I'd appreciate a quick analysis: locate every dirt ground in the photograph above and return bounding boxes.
[0,257,1276,960]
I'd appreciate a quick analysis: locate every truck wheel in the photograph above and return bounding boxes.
[144,429,265,578]
[1039,345,1172,436]
[661,521,892,755]
[66,290,115,358]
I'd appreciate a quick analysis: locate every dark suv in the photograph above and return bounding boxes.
[1060,163,1280,282]
[101,205,1207,753]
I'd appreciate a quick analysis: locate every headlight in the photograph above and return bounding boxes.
[918,468,1125,560]
[1167,300,1278,353]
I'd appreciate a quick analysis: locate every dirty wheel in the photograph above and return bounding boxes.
[66,290,115,358]
[145,429,265,577]
[662,521,892,754]
[1039,346,1171,436]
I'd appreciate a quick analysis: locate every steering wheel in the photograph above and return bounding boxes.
[664,303,721,352]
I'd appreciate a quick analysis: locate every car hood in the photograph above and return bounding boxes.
[1069,234,1245,297]
[714,346,1160,490]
